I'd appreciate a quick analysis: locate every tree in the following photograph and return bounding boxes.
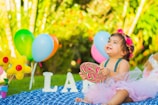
[0,0,158,74]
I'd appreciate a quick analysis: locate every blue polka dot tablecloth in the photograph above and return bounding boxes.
[0,81,158,105]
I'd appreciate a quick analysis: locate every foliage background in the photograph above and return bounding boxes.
[0,0,158,75]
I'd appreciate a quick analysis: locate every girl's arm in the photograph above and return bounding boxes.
[99,61,110,77]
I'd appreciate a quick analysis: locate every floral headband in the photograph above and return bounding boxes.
[117,29,134,58]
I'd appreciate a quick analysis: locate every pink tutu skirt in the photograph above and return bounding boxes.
[84,68,158,104]
[84,79,118,104]
[117,78,158,101]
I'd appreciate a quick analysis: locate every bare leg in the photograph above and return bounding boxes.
[106,90,129,105]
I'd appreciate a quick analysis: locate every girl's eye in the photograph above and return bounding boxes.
[113,41,117,44]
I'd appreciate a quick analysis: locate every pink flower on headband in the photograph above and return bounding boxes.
[126,37,134,58]
[129,53,133,58]
[126,37,133,46]
[117,29,124,34]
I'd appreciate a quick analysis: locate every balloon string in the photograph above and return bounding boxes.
[8,75,14,84]
[29,62,37,90]
[31,62,35,84]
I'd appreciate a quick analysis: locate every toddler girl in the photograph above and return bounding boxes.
[76,30,135,104]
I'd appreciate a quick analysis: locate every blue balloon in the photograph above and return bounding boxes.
[94,31,110,59]
[32,34,54,62]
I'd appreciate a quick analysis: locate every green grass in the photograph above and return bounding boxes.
[8,74,81,96]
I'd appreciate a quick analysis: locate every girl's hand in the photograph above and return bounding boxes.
[100,67,110,76]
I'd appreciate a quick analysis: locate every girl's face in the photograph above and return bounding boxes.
[105,36,125,58]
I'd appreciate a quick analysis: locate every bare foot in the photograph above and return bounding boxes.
[75,97,92,103]
[75,98,82,102]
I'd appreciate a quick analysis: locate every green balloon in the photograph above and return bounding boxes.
[14,29,34,61]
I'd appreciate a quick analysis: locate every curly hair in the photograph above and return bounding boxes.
[111,33,134,61]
